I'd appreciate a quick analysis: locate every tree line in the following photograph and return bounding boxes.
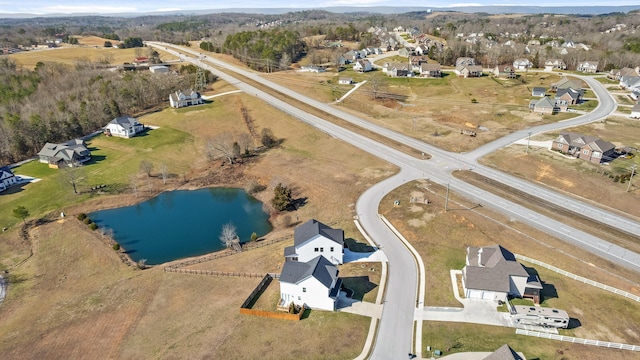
[0,60,190,165]
[222,29,307,72]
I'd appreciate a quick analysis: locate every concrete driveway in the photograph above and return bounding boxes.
[417,270,512,327]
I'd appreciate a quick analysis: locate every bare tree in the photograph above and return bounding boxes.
[219,222,241,252]
[237,133,253,155]
[60,161,84,195]
[130,174,138,197]
[140,160,153,177]
[159,163,169,185]
[207,132,238,164]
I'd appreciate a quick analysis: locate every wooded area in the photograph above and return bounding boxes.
[0,60,189,165]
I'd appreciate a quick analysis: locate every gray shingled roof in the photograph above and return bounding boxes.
[465,245,529,293]
[109,116,138,127]
[37,139,89,161]
[294,219,344,247]
[483,344,523,360]
[279,255,338,289]
[555,88,583,100]
[283,245,296,257]
[557,132,614,153]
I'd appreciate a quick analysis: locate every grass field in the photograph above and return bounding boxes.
[8,45,179,69]
[0,81,395,358]
[480,117,640,219]
[264,68,577,152]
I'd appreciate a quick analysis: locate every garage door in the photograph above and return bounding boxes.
[482,291,495,300]
[468,290,483,299]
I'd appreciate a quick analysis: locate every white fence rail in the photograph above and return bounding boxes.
[515,254,640,302]
[516,329,640,351]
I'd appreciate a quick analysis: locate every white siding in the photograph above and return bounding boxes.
[280,277,335,311]
[296,234,343,264]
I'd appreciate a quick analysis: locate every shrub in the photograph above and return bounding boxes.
[471,98,478,103]
[83,217,93,225]
[89,223,98,230]
[112,243,120,250]
[250,232,258,242]
[247,181,266,194]
[77,213,87,221]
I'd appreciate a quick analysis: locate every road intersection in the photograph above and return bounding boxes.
[148,42,640,358]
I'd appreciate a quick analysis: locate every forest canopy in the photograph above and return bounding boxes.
[0,60,189,165]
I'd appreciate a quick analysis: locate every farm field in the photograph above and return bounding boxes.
[380,180,640,358]
[8,42,180,69]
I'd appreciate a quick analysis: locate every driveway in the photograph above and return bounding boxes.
[417,270,512,327]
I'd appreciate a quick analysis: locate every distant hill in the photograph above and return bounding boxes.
[1,5,639,19]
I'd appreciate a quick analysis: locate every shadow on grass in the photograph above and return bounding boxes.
[567,317,582,329]
[344,238,376,252]
[84,155,107,166]
[540,282,558,301]
[341,275,378,301]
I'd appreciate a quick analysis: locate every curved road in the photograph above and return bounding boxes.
[148,42,640,358]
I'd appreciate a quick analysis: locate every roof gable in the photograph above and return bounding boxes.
[294,219,344,247]
[279,256,338,288]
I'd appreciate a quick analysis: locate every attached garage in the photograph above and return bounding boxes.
[467,289,483,299]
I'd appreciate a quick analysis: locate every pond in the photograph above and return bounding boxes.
[90,188,272,265]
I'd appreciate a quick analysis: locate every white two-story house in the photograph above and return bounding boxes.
[284,219,344,265]
[103,116,144,138]
[279,255,342,311]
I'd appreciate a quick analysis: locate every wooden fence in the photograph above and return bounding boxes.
[163,268,265,278]
[239,307,303,321]
[238,273,303,321]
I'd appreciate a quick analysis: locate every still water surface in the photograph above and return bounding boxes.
[90,188,272,265]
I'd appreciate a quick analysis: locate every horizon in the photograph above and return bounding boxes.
[1,1,640,16]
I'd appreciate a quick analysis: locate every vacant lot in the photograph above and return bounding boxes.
[479,116,640,220]
[380,179,640,358]
[8,45,179,69]
[263,68,582,152]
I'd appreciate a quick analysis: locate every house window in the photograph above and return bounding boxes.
[302,287,306,293]
[314,247,319,252]
[583,149,589,155]
[557,144,563,149]
[298,296,301,300]
[320,247,324,252]
[330,247,334,252]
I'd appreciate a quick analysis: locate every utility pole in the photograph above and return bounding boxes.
[445,180,450,212]
[526,132,532,154]
[627,164,637,192]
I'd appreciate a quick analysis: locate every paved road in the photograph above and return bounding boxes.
[147,42,640,358]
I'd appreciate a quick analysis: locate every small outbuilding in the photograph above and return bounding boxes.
[149,65,169,74]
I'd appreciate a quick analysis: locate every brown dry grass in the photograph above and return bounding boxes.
[264,69,573,152]
[381,180,640,358]
[8,46,179,70]
[0,78,394,358]
[480,118,640,220]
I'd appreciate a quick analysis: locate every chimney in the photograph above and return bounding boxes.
[478,247,483,267]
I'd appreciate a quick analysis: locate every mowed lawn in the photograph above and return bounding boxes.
[0,125,194,230]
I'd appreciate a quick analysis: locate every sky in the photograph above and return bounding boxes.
[0,0,638,14]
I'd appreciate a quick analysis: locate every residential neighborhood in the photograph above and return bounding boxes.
[2,8,640,360]
[36,139,91,168]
